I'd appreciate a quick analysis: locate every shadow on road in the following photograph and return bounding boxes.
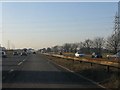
[3,71,93,85]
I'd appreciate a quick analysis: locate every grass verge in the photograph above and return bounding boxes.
[45,55,120,89]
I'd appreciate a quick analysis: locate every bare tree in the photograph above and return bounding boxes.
[46,47,52,52]
[52,46,59,53]
[70,43,79,53]
[83,39,93,54]
[106,14,120,53]
[93,37,104,54]
[63,43,71,52]
[106,32,120,53]
[78,42,84,49]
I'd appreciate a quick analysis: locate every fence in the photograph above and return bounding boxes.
[43,53,120,72]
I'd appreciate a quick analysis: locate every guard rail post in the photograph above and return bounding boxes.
[91,63,93,66]
[107,66,110,72]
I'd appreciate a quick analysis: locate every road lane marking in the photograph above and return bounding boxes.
[18,62,23,66]
[8,69,14,73]
[3,69,14,80]
[22,56,29,62]
[3,56,29,81]
[49,60,106,89]
[18,56,29,65]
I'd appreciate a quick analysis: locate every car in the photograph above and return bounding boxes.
[21,52,27,56]
[0,51,7,58]
[91,52,102,58]
[59,52,62,55]
[33,52,36,54]
[13,51,19,55]
[75,52,85,57]
[116,51,120,57]
[107,51,120,59]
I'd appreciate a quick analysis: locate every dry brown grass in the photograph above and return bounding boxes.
[45,55,120,89]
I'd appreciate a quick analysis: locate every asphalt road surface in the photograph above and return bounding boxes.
[2,53,106,89]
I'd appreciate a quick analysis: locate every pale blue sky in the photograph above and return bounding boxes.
[1,2,118,49]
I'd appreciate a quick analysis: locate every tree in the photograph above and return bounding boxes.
[70,43,79,53]
[93,37,104,54]
[52,46,59,53]
[106,33,120,53]
[63,43,71,52]
[83,39,93,54]
[46,47,51,52]
[106,14,120,53]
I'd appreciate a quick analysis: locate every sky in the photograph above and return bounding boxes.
[0,1,119,49]
[0,3,1,27]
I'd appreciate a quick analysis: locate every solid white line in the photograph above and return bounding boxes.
[17,62,23,66]
[50,60,106,89]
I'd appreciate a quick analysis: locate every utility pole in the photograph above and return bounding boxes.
[112,12,120,53]
[113,0,120,35]
[7,40,10,50]
[118,1,120,34]
[12,43,15,50]
[113,12,119,36]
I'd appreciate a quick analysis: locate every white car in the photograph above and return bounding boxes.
[13,51,19,55]
[75,52,85,57]
[107,51,120,59]
[21,52,27,56]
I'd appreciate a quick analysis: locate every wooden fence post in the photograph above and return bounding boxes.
[107,66,110,72]
[80,61,82,63]
[91,63,93,66]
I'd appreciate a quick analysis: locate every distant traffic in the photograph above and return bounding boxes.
[1,48,37,58]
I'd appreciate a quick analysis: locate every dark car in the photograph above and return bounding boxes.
[21,52,27,56]
[92,52,102,58]
[13,51,19,55]
[59,51,62,55]
[33,52,36,54]
[1,51,7,58]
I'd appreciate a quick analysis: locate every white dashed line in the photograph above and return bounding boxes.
[23,59,25,62]
[18,62,23,66]
[22,56,28,62]
[9,69,14,73]
[18,57,28,65]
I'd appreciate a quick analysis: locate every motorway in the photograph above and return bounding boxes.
[2,53,106,89]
